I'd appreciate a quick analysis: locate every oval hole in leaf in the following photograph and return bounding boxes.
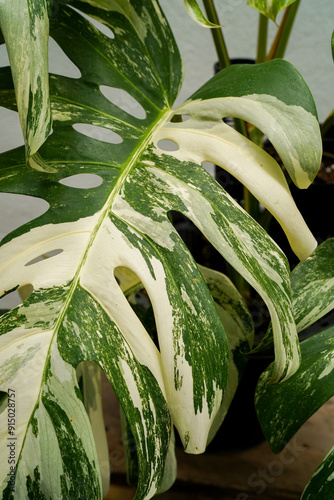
[202,161,215,177]
[157,139,179,152]
[0,109,24,153]
[73,123,123,144]
[71,7,115,39]
[25,249,64,267]
[60,173,103,189]
[0,44,9,67]
[0,284,34,310]
[49,37,81,78]
[100,86,146,120]
[0,193,49,240]
[114,266,159,349]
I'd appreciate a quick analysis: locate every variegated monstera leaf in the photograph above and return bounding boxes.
[255,238,334,500]
[0,0,322,498]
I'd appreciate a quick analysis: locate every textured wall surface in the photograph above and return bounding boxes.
[160,0,334,121]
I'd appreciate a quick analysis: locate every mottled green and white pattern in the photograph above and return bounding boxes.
[247,0,298,21]
[0,0,52,169]
[0,0,322,497]
[182,0,219,27]
[255,240,334,500]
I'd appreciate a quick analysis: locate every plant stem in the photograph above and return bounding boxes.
[256,14,268,63]
[321,109,334,137]
[267,0,301,60]
[202,0,248,136]
[202,0,230,69]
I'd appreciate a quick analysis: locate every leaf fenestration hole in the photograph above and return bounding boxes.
[59,173,103,189]
[100,86,146,120]
[168,210,229,275]
[0,109,24,153]
[201,161,215,177]
[157,139,179,152]
[25,249,64,267]
[0,284,34,310]
[0,194,49,242]
[49,37,81,78]
[0,44,9,67]
[114,267,159,350]
[73,123,123,144]
[71,7,115,39]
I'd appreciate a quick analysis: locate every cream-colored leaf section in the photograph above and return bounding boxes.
[154,108,317,261]
[77,362,110,497]
[177,95,321,188]
[0,0,51,160]
[139,165,299,383]
[0,327,53,493]
[0,214,99,292]
[10,342,102,498]
[79,215,222,452]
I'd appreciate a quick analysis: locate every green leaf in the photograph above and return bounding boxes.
[253,238,334,353]
[122,265,255,446]
[0,0,52,171]
[255,240,334,497]
[255,325,334,499]
[301,444,334,499]
[188,60,322,192]
[247,0,298,22]
[0,0,322,496]
[291,238,334,332]
[255,325,334,452]
[183,0,220,28]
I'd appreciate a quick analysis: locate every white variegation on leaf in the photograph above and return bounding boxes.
[247,0,298,22]
[183,0,220,27]
[255,239,334,498]
[155,98,318,261]
[252,238,334,354]
[255,325,334,499]
[0,0,323,497]
[0,0,52,171]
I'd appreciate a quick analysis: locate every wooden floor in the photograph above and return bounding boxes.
[102,375,334,500]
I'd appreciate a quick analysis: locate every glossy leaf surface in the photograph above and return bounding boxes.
[183,0,219,27]
[0,0,322,497]
[247,0,298,22]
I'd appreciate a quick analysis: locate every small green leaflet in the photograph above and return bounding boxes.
[0,0,52,171]
[183,0,220,28]
[247,0,298,22]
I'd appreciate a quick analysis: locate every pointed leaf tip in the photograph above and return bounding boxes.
[183,0,221,28]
